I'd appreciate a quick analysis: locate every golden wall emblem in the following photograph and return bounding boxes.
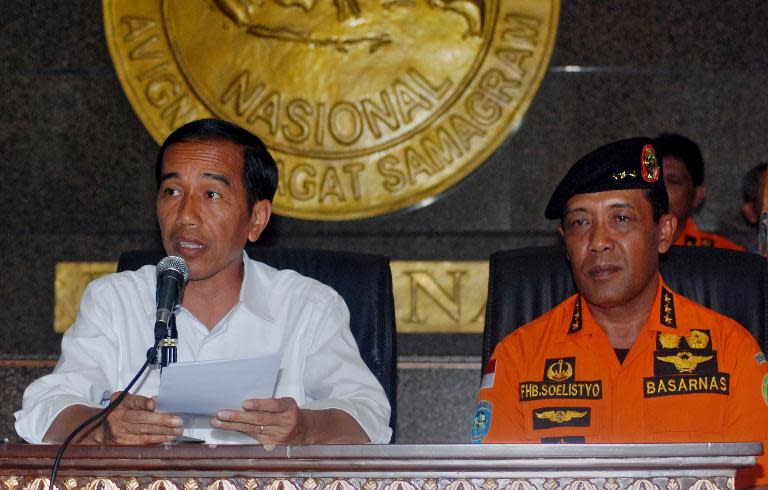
[103,0,559,220]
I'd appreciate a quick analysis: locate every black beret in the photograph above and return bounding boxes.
[545,137,667,220]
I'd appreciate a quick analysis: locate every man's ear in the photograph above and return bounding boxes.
[247,200,272,242]
[657,213,677,254]
[692,185,706,210]
[742,201,760,225]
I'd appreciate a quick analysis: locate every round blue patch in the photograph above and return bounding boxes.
[471,400,492,443]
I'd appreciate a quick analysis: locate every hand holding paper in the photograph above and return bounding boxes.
[212,396,306,446]
[155,354,281,416]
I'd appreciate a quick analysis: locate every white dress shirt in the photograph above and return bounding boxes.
[15,252,392,444]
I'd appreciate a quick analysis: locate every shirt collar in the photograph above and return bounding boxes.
[674,217,699,246]
[647,274,690,335]
[563,273,689,338]
[237,250,275,323]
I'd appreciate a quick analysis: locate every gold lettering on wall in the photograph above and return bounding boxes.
[54,261,489,334]
[392,261,488,333]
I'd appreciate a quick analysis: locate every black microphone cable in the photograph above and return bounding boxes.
[50,256,188,484]
[49,346,158,486]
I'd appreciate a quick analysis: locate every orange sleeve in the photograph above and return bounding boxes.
[723,324,768,488]
[474,340,527,443]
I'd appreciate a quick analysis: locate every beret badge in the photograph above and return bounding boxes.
[641,144,660,183]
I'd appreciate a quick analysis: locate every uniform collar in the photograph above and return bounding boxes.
[564,273,689,338]
[674,217,700,246]
[237,250,275,323]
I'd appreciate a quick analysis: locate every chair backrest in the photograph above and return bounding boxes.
[118,247,398,436]
[483,245,768,369]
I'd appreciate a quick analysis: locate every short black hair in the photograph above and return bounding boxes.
[654,133,705,186]
[155,118,278,209]
[645,186,668,223]
[742,162,768,204]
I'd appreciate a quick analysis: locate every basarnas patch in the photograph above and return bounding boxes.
[643,373,730,397]
[471,400,492,443]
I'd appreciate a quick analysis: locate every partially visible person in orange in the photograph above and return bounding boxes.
[740,163,767,254]
[654,133,744,250]
[741,163,767,227]
[473,138,768,489]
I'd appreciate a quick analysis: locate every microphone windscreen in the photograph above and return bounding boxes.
[157,256,190,282]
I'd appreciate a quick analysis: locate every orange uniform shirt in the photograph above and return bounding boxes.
[474,276,768,488]
[673,217,745,251]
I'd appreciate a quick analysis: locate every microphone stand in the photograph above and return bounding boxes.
[150,312,178,370]
[159,313,178,370]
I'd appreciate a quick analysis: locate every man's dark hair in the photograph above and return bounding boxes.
[155,118,278,209]
[645,186,668,223]
[742,162,768,204]
[654,133,705,186]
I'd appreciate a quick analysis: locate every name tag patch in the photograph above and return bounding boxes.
[519,357,602,402]
[643,373,730,397]
[520,381,602,401]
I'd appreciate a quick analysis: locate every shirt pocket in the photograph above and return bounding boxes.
[642,388,726,439]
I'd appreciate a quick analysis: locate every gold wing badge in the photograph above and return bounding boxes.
[656,352,713,373]
[535,410,588,424]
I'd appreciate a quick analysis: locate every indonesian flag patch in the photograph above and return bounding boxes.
[481,359,497,389]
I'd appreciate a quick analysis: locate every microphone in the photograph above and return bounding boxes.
[153,256,189,367]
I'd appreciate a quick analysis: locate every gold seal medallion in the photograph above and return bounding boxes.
[641,144,660,183]
[103,0,559,219]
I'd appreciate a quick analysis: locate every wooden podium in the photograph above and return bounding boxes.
[0,443,761,490]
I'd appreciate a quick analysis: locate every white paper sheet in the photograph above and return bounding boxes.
[155,354,281,416]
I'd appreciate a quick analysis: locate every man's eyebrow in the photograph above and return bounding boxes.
[608,201,635,210]
[159,172,179,184]
[564,207,587,216]
[203,172,231,186]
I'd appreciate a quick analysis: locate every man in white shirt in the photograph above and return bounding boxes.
[15,118,392,445]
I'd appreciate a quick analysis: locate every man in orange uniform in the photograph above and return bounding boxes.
[654,133,744,250]
[474,138,768,489]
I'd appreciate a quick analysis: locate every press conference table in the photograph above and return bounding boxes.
[0,443,761,490]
